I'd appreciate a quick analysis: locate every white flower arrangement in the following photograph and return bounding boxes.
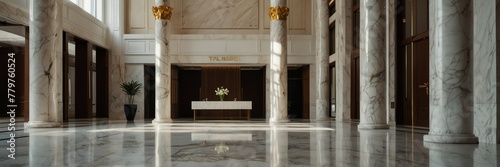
[215,86,229,96]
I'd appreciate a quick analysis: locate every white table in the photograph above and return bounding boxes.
[191,101,252,121]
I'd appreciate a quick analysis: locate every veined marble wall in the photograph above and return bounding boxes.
[124,65,145,121]
[473,0,498,144]
[126,0,311,35]
[105,0,126,120]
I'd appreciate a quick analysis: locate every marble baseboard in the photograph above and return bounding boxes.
[424,134,479,144]
[358,124,389,130]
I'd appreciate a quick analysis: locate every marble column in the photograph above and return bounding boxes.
[315,0,330,121]
[358,0,389,129]
[335,0,352,122]
[152,1,173,123]
[26,0,63,128]
[269,0,289,123]
[423,0,478,144]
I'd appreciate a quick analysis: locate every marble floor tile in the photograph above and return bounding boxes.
[0,119,498,167]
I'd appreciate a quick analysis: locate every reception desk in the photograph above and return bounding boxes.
[191,101,252,121]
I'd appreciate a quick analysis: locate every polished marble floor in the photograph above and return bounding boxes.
[0,118,499,167]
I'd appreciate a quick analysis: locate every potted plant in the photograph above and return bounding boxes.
[120,80,142,121]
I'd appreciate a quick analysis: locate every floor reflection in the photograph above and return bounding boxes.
[0,119,498,166]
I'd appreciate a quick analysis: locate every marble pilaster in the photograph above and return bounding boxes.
[335,0,352,122]
[269,0,289,123]
[387,0,396,126]
[26,0,63,128]
[315,0,330,121]
[358,0,389,129]
[473,0,498,144]
[152,0,173,123]
[424,0,478,144]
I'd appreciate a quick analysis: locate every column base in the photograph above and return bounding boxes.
[25,121,61,128]
[269,118,290,124]
[358,123,389,130]
[423,134,478,144]
[152,118,172,124]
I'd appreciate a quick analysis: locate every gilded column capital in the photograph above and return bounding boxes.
[152,5,173,20]
[268,6,289,21]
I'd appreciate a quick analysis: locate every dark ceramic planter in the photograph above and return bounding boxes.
[124,104,137,121]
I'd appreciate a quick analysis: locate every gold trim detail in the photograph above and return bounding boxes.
[268,6,289,20]
[152,5,173,20]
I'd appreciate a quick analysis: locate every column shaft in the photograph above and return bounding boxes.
[424,0,477,143]
[315,0,330,121]
[27,0,63,128]
[358,0,388,129]
[153,0,173,123]
[269,0,289,123]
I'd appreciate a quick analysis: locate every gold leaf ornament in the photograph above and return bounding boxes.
[152,5,173,20]
[268,6,289,20]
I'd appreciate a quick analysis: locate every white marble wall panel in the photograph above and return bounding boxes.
[335,0,352,122]
[125,65,145,121]
[123,34,314,56]
[473,0,498,144]
[181,0,258,29]
[26,0,63,128]
[358,0,388,129]
[106,0,126,120]
[425,0,478,143]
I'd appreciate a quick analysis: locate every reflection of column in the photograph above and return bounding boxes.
[270,125,288,166]
[335,122,356,166]
[314,122,331,166]
[359,129,390,166]
[29,132,63,167]
[26,0,63,128]
[424,0,478,143]
[155,125,172,167]
[315,0,329,121]
[357,0,388,129]
[424,143,476,167]
[152,0,173,123]
[474,144,498,167]
[269,0,289,123]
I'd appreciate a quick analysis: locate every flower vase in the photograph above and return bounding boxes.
[219,95,224,101]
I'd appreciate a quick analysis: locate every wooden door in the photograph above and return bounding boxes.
[412,39,429,127]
